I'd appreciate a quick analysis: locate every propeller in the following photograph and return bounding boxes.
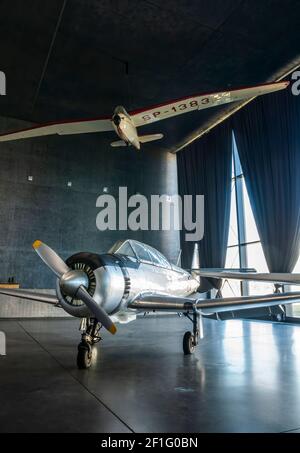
[32,240,117,334]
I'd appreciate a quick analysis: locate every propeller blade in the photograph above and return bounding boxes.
[76,286,117,335]
[32,240,116,334]
[32,240,70,278]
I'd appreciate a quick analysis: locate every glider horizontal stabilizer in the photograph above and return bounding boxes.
[110,140,128,147]
[138,133,164,143]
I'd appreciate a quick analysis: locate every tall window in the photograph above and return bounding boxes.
[222,133,274,298]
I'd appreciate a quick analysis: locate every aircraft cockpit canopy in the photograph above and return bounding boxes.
[109,240,171,269]
[114,105,130,118]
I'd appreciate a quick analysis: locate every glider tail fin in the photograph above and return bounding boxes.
[138,133,164,144]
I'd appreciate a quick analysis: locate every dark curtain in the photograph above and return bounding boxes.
[177,121,232,290]
[233,87,300,273]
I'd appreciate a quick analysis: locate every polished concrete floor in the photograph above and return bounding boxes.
[1,315,300,433]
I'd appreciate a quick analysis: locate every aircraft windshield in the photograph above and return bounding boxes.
[114,106,130,119]
[131,242,152,263]
[109,240,137,258]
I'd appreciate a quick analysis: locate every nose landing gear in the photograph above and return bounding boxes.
[183,308,203,355]
[77,318,102,369]
[77,341,93,369]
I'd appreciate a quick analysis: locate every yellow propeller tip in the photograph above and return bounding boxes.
[32,240,42,250]
[109,324,117,335]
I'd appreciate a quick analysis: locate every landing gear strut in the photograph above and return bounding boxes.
[77,318,102,369]
[183,308,202,355]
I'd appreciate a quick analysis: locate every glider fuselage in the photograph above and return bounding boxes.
[112,106,140,149]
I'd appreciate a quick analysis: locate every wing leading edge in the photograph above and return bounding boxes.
[0,117,113,143]
[2,288,300,316]
[191,270,300,285]
[0,289,59,305]
[128,291,300,314]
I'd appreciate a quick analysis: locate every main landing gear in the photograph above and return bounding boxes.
[183,308,203,355]
[77,318,102,369]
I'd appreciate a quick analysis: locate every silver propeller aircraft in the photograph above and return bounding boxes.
[0,81,289,150]
[1,238,300,369]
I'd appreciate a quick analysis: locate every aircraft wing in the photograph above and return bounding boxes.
[191,269,300,285]
[128,291,300,314]
[0,288,59,305]
[130,81,289,127]
[0,116,114,143]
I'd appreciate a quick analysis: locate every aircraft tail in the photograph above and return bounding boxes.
[110,134,163,148]
[138,133,163,143]
[189,243,258,293]
[191,244,200,282]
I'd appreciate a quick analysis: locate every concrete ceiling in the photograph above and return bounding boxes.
[0,0,300,152]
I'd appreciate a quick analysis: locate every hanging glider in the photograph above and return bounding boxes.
[0,81,289,150]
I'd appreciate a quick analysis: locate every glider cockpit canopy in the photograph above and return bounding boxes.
[114,105,130,118]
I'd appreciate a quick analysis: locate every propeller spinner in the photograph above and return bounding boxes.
[32,240,117,334]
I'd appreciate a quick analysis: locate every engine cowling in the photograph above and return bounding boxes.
[56,253,125,318]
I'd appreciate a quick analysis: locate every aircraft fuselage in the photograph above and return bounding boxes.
[56,240,200,319]
[112,106,140,149]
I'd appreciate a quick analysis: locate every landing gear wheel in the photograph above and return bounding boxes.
[77,342,93,369]
[183,331,195,355]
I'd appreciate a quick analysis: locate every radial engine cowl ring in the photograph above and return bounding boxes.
[57,253,103,317]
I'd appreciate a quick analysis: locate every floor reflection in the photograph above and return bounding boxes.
[2,317,300,432]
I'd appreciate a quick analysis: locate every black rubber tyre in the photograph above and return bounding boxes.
[183,331,195,355]
[77,343,93,369]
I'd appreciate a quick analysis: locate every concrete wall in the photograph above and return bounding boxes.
[0,116,179,317]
